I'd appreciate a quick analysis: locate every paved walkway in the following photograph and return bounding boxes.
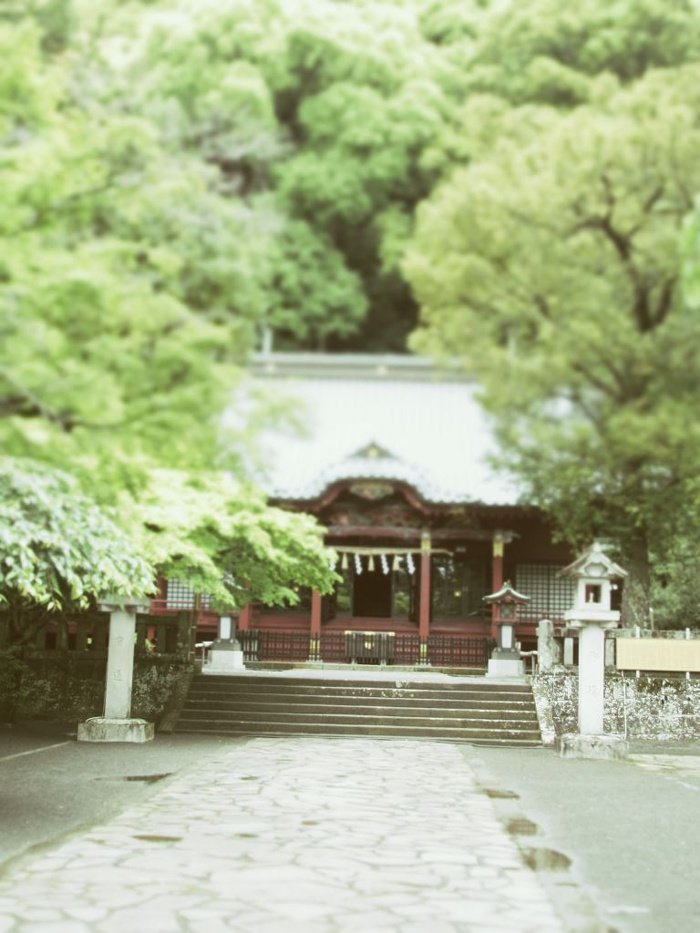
[0,738,568,932]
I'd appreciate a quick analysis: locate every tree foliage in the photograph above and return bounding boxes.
[130,470,335,609]
[6,0,700,630]
[459,0,700,105]
[406,49,700,625]
[76,0,461,351]
[0,7,339,640]
[0,459,153,644]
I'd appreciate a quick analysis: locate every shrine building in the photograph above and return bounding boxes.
[156,353,578,669]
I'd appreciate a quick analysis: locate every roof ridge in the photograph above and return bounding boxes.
[251,352,473,383]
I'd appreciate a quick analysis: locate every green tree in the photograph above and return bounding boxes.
[267,220,367,350]
[131,470,335,609]
[0,18,268,489]
[406,65,700,626]
[0,459,153,646]
[91,0,460,352]
[429,0,700,108]
[0,14,338,645]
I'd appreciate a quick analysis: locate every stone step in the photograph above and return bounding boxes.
[186,688,536,704]
[181,699,539,721]
[177,709,539,728]
[173,718,541,743]
[175,675,542,745]
[193,675,532,691]
[189,683,533,701]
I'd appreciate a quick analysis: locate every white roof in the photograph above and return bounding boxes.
[240,354,520,505]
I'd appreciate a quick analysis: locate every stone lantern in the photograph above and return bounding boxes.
[484,581,530,677]
[557,541,628,758]
[204,614,245,675]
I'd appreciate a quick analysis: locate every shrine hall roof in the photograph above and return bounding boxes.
[241,353,521,506]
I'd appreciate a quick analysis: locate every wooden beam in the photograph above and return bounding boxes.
[326,526,517,542]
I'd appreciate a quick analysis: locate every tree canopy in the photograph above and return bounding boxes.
[131,470,335,610]
[5,0,700,629]
[406,31,700,625]
[0,4,340,639]
[0,459,153,644]
[61,0,464,352]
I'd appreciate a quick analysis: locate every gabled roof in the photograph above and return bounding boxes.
[244,353,521,506]
[283,441,443,503]
[561,541,628,580]
[483,582,531,604]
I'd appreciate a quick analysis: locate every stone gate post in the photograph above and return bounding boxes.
[77,598,153,743]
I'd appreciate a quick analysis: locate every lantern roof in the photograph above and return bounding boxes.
[483,581,531,604]
[560,541,627,580]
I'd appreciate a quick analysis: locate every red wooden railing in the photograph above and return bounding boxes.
[236,630,495,669]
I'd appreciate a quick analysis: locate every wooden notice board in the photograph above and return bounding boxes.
[616,638,700,672]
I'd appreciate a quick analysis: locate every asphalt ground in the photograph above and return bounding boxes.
[462,743,700,933]
[2,723,700,931]
[0,722,244,867]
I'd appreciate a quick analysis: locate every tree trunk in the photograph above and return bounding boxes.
[620,534,652,628]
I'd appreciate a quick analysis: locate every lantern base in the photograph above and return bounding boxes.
[77,718,154,743]
[555,733,628,760]
[204,643,245,674]
[486,657,525,678]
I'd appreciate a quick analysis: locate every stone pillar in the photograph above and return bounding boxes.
[77,599,153,743]
[563,636,575,666]
[578,624,605,734]
[537,619,556,672]
[104,610,136,719]
[418,531,431,664]
[309,589,322,662]
[490,532,504,639]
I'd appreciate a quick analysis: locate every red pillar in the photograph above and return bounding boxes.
[419,532,431,662]
[491,532,504,639]
[309,589,322,661]
[238,604,252,631]
[310,589,322,636]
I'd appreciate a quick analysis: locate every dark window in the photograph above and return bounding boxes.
[432,557,489,618]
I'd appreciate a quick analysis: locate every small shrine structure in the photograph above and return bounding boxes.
[484,581,530,677]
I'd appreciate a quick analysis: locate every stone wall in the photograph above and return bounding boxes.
[8,654,193,724]
[532,671,700,744]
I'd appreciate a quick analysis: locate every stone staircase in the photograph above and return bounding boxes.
[173,675,542,747]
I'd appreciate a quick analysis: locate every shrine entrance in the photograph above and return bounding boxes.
[353,568,392,617]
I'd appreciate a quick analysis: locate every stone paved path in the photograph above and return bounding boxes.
[0,738,566,932]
